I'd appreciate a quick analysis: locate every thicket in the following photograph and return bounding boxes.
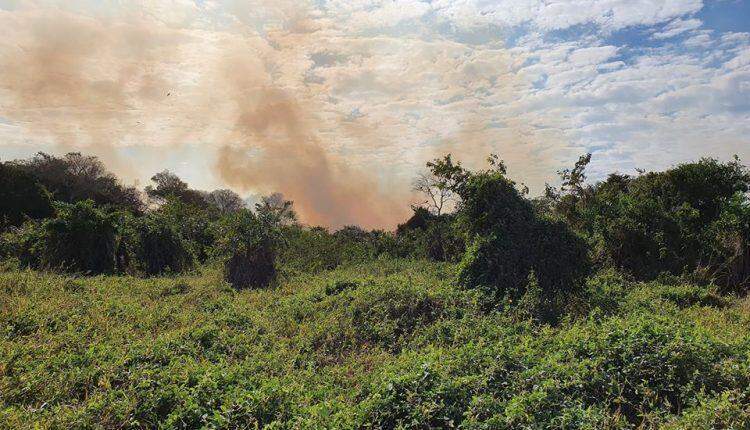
[0,162,53,229]
[212,209,280,289]
[15,152,144,214]
[126,212,195,276]
[542,156,750,291]
[396,207,465,262]
[2,200,120,274]
[1,151,749,298]
[456,170,590,316]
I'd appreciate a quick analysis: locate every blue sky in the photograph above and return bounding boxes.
[0,0,748,227]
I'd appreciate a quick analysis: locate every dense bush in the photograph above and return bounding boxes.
[546,157,750,289]
[17,152,144,214]
[4,200,121,274]
[0,162,54,229]
[457,171,591,311]
[42,201,121,274]
[150,198,218,263]
[706,193,750,289]
[0,220,45,268]
[214,209,279,289]
[396,207,465,262]
[278,225,410,274]
[128,213,195,276]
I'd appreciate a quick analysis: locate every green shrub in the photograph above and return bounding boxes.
[0,221,44,268]
[396,207,465,262]
[358,361,473,429]
[705,192,750,291]
[547,157,750,289]
[662,391,750,429]
[214,209,279,289]
[129,213,195,276]
[0,162,53,229]
[278,225,411,274]
[457,171,591,313]
[6,201,119,274]
[156,198,218,263]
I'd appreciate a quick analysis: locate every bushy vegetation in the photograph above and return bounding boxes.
[15,152,144,214]
[127,212,195,276]
[2,262,750,428]
[457,170,590,315]
[2,200,120,274]
[213,209,280,289]
[2,150,750,428]
[542,155,750,291]
[0,162,53,229]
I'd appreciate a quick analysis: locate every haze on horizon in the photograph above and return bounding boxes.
[1,0,749,229]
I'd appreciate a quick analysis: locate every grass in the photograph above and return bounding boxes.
[2,260,750,429]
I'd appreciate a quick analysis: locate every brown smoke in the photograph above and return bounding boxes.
[0,6,410,229]
[0,8,188,180]
[212,35,410,229]
[0,2,549,229]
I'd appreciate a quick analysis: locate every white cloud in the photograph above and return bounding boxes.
[431,0,704,33]
[0,0,749,220]
[651,18,703,39]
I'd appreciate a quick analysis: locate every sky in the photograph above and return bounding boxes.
[0,0,749,228]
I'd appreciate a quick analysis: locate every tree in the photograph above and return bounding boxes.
[145,170,207,208]
[559,153,592,195]
[0,162,53,229]
[255,193,297,226]
[214,209,280,289]
[205,189,245,215]
[457,169,591,316]
[413,154,469,215]
[18,152,143,214]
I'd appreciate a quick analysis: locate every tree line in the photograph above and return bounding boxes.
[1,151,749,315]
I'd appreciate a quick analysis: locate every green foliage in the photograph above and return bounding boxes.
[396,207,465,262]
[0,221,45,269]
[127,212,195,276]
[0,162,53,229]
[156,198,219,262]
[17,152,143,214]
[457,171,591,313]
[706,192,750,289]
[278,225,410,274]
[214,209,279,289]
[2,262,750,428]
[4,200,121,274]
[546,156,750,290]
[42,201,120,274]
[358,361,473,428]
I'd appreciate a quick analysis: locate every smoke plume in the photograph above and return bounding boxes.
[0,2,541,229]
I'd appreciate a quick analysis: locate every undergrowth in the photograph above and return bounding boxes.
[1,260,749,429]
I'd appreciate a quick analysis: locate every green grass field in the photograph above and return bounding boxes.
[2,260,750,429]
